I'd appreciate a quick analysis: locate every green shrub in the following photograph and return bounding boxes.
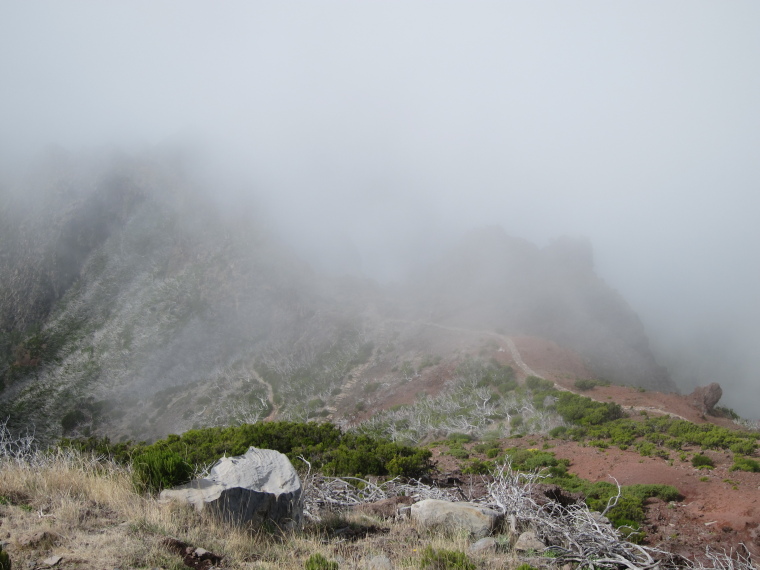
[730,457,760,472]
[128,422,432,479]
[419,546,475,570]
[132,448,192,493]
[514,565,539,570]
[447,433,474,444]
[525,376,555,391]
[574,378,610,391]
[729,440,757,455]
[503,448,569,476]
[555,392,623,426]
[305,553,338,570]
[462,458,493,475]
[691,454,715,469]
[549,426,568,438]
[448,447,469,460]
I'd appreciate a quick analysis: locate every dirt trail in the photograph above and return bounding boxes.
[384,319,693,420]
[249,367,277,421]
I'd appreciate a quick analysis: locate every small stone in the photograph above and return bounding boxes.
[468,537,498,554]
[513,531,545,553]
[42,555,62,567]
[365,554,393,570]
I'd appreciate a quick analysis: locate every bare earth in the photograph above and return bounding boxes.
[421,333,760,560]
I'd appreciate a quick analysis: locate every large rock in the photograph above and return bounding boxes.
[410,499,502,538]
[689,383,723,415]
[160,447,302,529]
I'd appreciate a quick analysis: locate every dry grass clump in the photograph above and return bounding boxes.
[0,449,503,570]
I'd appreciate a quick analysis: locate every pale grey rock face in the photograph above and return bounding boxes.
[160,447,302,529]
[410,499,502,538]
[513,531,546,553]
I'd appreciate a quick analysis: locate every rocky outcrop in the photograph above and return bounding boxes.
[689,383,723,415]
[160,447,302,529]
[410,499,502,538]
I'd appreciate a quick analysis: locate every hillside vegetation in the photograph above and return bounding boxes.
[2,152,678,445]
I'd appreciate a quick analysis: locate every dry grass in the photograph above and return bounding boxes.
[0,451,517,570]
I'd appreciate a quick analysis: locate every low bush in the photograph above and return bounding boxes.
[525,376,555,392]
[62,421,433,483]
[305,553,338,570]
[555,392,624,426]
[691,454,715,469]
[730,457,760,472]
[574,378,610,391]
[557,478,681,533]
[503,448,570,477]
[131,448,192,493]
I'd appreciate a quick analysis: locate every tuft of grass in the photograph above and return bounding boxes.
[419,546,475,570]
[305,553,339,570]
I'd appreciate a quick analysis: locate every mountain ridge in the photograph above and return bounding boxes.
[1,155,677,443]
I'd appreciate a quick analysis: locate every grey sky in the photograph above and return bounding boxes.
[1,2,759,416]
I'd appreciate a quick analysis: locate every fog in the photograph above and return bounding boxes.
[1,2,759,418]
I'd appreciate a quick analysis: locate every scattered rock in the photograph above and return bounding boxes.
[468,537,498,554]
[160,447,302,529]
[689,383,723,415]
[354,496,414,519]
[410,499,502,538]
[365,554,393,570]
[42,555,62,567]
[162,537,223,570]
[513,531,545,553]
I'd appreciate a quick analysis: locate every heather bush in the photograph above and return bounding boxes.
[730,456,760,472]
[131,448,192,493]
[691,453,715,469]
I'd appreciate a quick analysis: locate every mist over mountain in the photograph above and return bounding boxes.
[1,3,759,428]
[0,153,685,443]
[402,227,672,392]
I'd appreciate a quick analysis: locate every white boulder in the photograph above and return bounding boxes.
[160,447,302,529]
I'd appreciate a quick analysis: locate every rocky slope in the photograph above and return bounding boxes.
[1,152,676,443]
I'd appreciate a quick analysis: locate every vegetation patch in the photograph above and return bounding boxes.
[730,456,760,472]
[574,378,611,391]
[62,421,433,489]
[419,546,475,570]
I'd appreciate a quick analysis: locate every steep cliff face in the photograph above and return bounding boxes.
[405,227,674,391]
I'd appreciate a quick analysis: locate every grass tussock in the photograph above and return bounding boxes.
[0,451,518,570]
